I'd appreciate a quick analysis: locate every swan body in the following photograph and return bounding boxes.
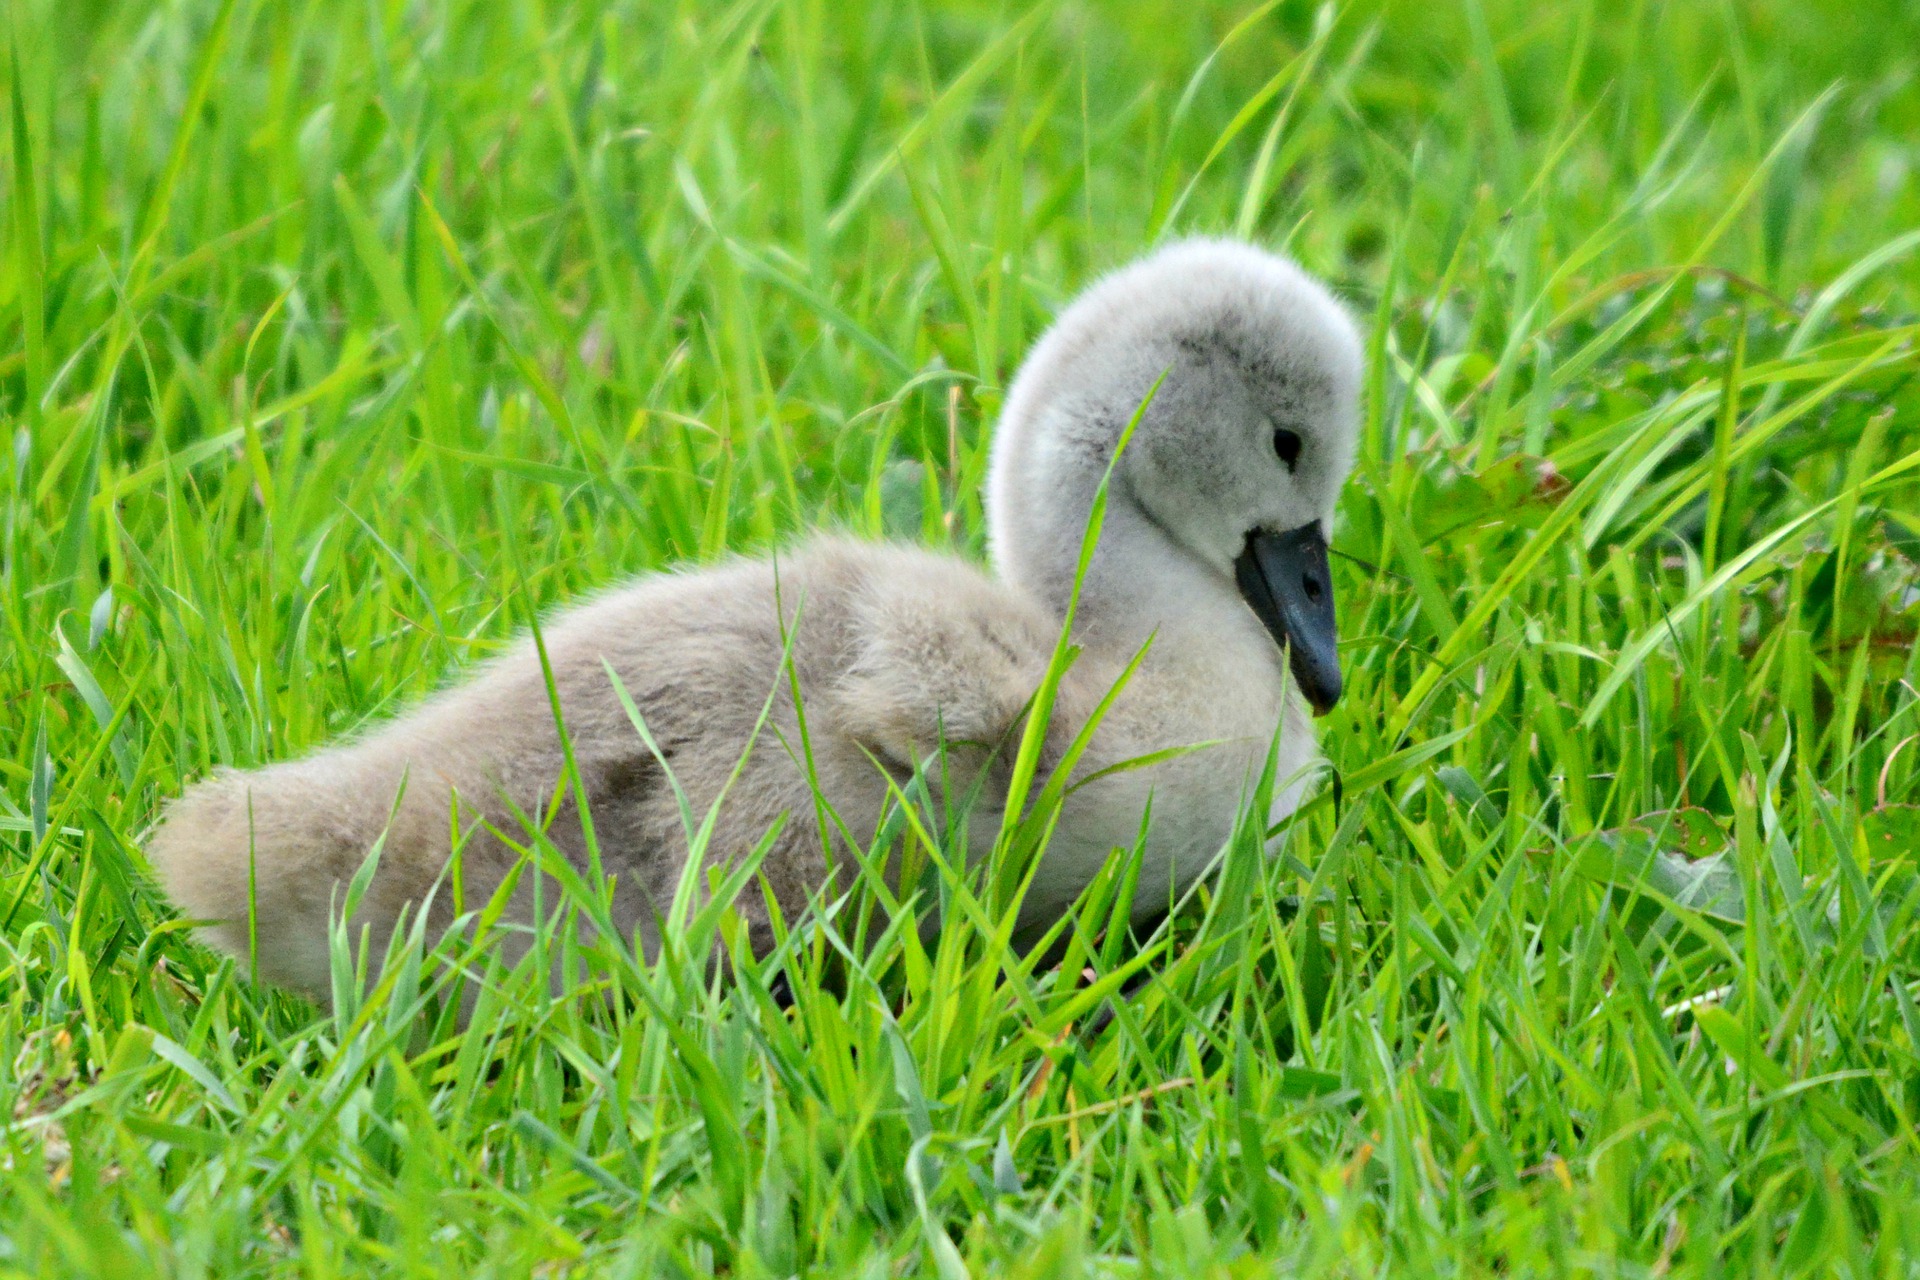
[146,239,1363,1000]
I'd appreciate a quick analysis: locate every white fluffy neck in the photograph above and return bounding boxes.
[994,473,1264,667]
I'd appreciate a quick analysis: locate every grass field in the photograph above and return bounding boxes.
[5,0,1920,1273]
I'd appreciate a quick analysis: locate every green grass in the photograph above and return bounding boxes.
[5,0,1920,1273]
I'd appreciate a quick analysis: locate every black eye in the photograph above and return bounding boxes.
[1272,427,1303,471]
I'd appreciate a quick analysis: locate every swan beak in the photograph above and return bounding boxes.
[1234,522,1342,716]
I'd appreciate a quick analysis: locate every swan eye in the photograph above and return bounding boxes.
[1272,427,1303,471]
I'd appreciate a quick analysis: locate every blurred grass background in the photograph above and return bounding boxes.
[4,0,1920,1274]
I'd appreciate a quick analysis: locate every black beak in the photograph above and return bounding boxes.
[1234,522,1342,715]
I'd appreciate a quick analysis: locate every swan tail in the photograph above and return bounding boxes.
[145,759,425,1001]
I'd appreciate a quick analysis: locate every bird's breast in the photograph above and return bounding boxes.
[1020,634,1315,922]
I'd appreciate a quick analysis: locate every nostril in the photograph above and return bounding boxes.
[1303,574,1322,602]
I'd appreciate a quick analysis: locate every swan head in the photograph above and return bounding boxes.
[986,238,1363,713]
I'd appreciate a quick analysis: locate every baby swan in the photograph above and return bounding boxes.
[146,239,1362,1001]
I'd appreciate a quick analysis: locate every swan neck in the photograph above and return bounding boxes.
[1000,482,1240,658]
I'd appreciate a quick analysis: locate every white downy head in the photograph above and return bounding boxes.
[986,238,1363,711]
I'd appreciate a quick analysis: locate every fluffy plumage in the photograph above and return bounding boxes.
[145,238,1363,1000]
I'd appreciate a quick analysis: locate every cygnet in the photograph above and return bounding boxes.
[146,238,1362,1001]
